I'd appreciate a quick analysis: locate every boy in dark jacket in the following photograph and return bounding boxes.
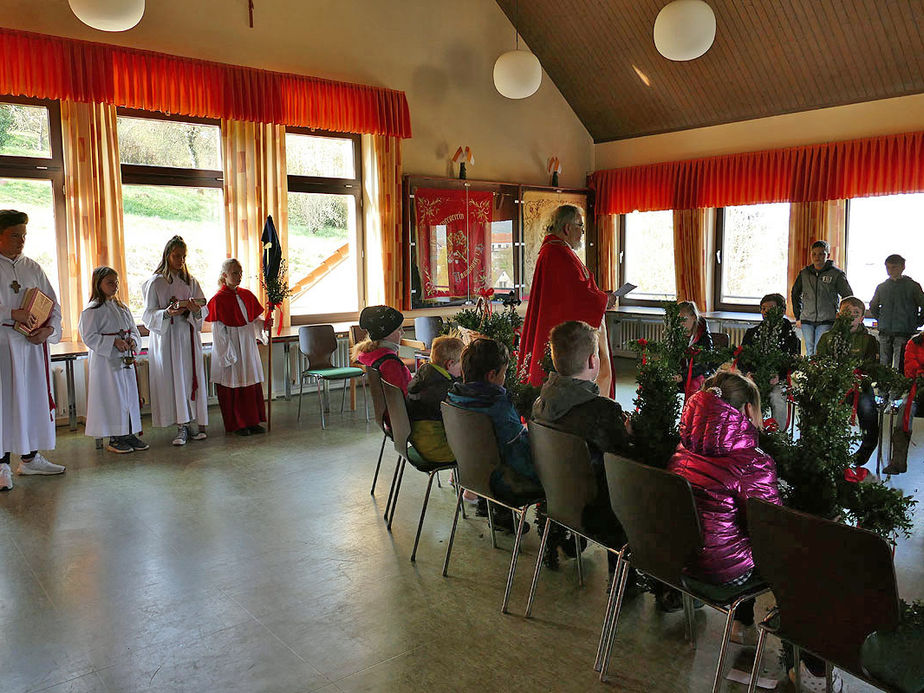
[407,336,463,463]
[869,254,924,372]
[817,297,880,467]
[532,320,633,578]
[446,338,541,521]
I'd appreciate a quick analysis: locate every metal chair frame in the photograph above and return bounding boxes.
[441,401,542,613]
[380,381,457,562]
[296,325,367,428]
[598,453,770,691]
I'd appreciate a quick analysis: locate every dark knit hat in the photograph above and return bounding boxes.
[359,305,404,341]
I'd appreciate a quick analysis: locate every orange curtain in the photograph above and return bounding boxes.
[60,100,126,342]
[596,214,618,292]
[364,135,406,309]
[673,208,715,312]
[786,200,847,315]
[221,120,290,328]
[589,131,924,214]
[0,28,411,138]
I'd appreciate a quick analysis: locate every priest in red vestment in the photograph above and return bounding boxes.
[518,205,615,389]
[206,259,270,435]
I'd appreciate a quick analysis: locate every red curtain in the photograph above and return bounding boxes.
[0,28,411,138]
[589,131,924,214]
[414,188,493,299]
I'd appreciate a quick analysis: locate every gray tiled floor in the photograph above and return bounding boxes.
[1,360,921,692]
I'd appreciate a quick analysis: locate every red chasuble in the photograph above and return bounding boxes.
[205,285,263,325]
[518,235,608,386]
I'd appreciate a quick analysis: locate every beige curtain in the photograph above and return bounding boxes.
[60,100,127,342]
[221,120,289,327]
[673,208,716,312]
[787,200,847,315]
[596,214,618,292]
[363,135,404,309]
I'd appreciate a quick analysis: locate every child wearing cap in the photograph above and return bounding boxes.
[352,305,412,394]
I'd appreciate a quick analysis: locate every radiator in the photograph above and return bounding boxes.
[724,325,748,346]
[610,318,665,357]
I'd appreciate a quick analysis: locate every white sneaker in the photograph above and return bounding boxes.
[172,426,189,446]
[191,427,207,441]
[0,463,12,491]
[17,453,65,476]
[788,662,843,692]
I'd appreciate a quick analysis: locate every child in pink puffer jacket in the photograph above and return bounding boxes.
[668,369,781,643]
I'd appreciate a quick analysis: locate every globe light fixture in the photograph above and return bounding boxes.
[493,0,541,99]
[653,0,716,62]
[68,0,145,32]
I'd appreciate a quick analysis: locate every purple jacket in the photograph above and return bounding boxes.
[668,390,781,584]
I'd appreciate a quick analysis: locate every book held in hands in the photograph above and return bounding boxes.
[14,287,54,336]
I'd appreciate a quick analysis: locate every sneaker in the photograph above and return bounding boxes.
[788,663,843,693]
[190,427,207,441]
[106,438,134,454]
[882,464,904,475]
[729,620,758,646]
[172,426,189,446]
[248,425,266,434]
[490,508,531,535]
[0,463,12,491]
[17,453,65,475]
[125,434,149,451]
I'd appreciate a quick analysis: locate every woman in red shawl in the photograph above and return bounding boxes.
[206,259,271,436]
[518,205,615,389]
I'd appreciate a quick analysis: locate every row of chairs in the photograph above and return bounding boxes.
[362,365,920,692]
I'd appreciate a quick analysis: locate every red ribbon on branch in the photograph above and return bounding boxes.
[843,368,864,425]
[478,288,495,316]
[685,345,701,391]
[844,467,870,483]
[637,338,648,365]
[731,345,743,371]
[763,418,779,433]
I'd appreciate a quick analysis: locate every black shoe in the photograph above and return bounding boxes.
[248,425,266,434]
[106,437,134,454]
[560,533,588,558]
[655,588,702,612]
[235,428,252,437]
[475,498,488,517]
[490,508,531,535]
[125,434,149,451]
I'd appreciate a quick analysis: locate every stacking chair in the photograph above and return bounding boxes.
[441,401,544,613]
[525,422,628,666]
[297,325,367,428]
[365,367,392,496]
[745,498,922,693]
[380,381,457,562]
[413,316,443,368]
[599,453,770,691]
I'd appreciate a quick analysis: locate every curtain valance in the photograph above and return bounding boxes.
[0,28,412,138]
[589,131,924,214]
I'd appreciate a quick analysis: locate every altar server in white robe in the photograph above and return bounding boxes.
[206,258,270,436]
[142,235,209,447]
[0,210,65,491]
[79,266,149,455]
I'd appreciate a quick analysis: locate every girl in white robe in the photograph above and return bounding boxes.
[79,266,148,454]
[141,236,209,447]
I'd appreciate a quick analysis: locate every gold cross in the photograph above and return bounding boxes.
[10,280,20,293]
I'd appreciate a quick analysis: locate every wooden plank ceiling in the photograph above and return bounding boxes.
[495,0,924,142]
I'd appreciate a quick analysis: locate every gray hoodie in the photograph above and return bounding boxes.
[791,260,853,324]
[869,275,924,336]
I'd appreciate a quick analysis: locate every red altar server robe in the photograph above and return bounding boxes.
[518,235,608,386]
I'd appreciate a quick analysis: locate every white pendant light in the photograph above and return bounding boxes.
[493,0,542,99]
[68,0,145,32]
[653,0,716,62]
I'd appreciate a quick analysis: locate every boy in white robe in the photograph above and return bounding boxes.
[205,258,270,435]
[79,266,149,454]
[0,210,65,490]
[141,235,209,447]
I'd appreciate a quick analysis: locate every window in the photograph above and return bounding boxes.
[0,98,65,299]
[285,130,362,319]
[117,110,225,319]
[619,210,676,304]
[847,193,924,304]
[715,203,790,310]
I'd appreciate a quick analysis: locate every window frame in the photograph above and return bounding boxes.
[284,127,365,324]
[0,95,67,296]
[616,211,678,307]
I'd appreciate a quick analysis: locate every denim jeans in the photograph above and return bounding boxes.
[800,322,832,357]
[854,391,879,467]
[879,334,911,371]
